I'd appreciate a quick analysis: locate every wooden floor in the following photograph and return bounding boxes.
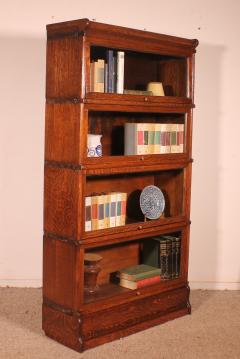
[0,288,240,359]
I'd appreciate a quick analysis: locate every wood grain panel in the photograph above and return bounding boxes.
[46,36,83,98]
[43,236,76,308]
[44,166,79,238]
[45,104,81,163]
[87,242,140,284]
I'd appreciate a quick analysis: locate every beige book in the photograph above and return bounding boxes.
[94,59,105,92]
[148,123,155,154]
[91,195,99,230]
[178,124,184,152]
[120,192,127,226]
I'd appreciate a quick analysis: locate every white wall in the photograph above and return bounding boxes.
[0,0,239,289]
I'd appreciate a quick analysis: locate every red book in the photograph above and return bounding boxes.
[119,275,161,289]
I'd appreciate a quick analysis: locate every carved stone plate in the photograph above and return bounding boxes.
[140,185,165,220]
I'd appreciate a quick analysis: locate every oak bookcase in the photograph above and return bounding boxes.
[43,18,198,352]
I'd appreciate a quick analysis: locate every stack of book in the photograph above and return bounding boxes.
[90,50,125,93]
[117,264,161,290]
[142,235,181,279]
[124,123,184,155]
[85,192,127,232]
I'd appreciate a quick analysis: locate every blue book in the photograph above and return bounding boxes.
[106,50,114,93]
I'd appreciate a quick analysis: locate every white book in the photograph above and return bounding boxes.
[116,51,125,94]
[85,197,92,232]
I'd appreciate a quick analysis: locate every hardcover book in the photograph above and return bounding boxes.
[118,264,161,281]
[119,275,161,290]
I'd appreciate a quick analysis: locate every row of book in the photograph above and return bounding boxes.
[142,235,181,279]
[90,50,125,93]
[85,192,127,232]
[124,123,184,155]
[117,264,161,290]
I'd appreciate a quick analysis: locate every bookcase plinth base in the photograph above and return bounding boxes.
[42,285,191,352]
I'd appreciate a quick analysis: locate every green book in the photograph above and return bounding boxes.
[118,264,161,281]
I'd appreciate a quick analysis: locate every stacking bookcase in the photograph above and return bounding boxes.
[43,18,198,352]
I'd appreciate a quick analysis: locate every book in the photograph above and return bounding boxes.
[118,264,161,281]
[148,123,155,154]
[85,196,92,232]
[124,123,146,155]
[116,51,125,93]
[115,192,122,227]
[170,124,179,153]
[97,194,105,230]
[119,275,161,290]
[104,193,110,228]
[106,50,114,93]
[91,195,99,230]
[120,192,127,226]
[93,59,105,92]
[109,192,117,227]
[142,235,181,279]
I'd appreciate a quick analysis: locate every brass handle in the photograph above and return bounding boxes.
[136,291,141,296]
[138,226,143,230]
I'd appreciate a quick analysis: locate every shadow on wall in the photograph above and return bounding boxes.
[190,43,225,291]
[0,36,45,284]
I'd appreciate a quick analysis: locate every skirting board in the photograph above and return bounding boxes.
[0,279,41,287]
[190,281,240,290]
[0,279,240,290]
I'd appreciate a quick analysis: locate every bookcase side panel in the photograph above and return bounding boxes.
[43,236,76,308]
[45,103,81,163]
[46,36,83,98]
[44,166,79,238]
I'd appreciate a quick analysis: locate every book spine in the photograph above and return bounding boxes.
[124,123,137,155]
[120,192,127,226]
[90,61,94,92]
[91,195,98,230]
[171,237,176,278]
[154,123,161,154]
[107,50,114,93]
[115,192,122,227]
[94,60,105,92]
[98,194,105,230]
[148,123,155,154]
[175,237,181,278]
[104,62,108,93]
[179,124,184,152]
[159,239,171,279]
[170,124,178,153]
[104,194,110,229]
[137,275,161,288]
[109,193,117,227]
[116,51,125,94]
[85,197,92,232]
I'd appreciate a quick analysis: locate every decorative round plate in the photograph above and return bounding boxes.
[140,185,165,220]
